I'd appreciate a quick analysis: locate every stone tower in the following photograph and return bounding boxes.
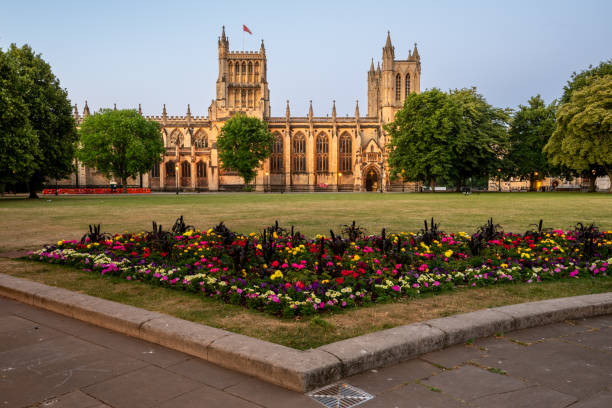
[367,31,421,123]
[212,26,270,120]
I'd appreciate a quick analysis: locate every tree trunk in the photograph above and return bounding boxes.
[608,170,612,193]
[430,179,436,193]
[28,181,38,199]
[588,175,596,192]
[529,178,537,192]
[122,177,128,193]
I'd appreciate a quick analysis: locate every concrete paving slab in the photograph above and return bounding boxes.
[0,335,148,407]
[345,359,441,395]
[420,344,485,369]
[507,320,591,343]
[361,383,468,408]
[423,365,529,401]
[34,390,104,408]
[82,365,202,408]
[225,377,321,408]
[0,323,64,353]
[562,326,612,353]
[470,386,577,408]
[472,338,611,399]
[0,315,37,332]
[569,391,612,408]
[153,384,260,408]
[165,357,251,390]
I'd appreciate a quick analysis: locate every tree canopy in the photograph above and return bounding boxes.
[505,95,560,186]
[560,59,612,104]
[0,44,77,197]
[77,109,164,193]
[544,74,612,192]
[385,88,508,191]
[217,113,274,187]
[0,48,38,190]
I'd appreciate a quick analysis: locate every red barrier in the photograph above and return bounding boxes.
[42,188,151,195]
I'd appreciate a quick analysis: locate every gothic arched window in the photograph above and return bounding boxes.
[193,130,208,148]
[292,133,306,173]
[241,89,246,108]
[169,129,183,147]
[181,161,191,178]
[339,133,352,173]
[271,133,283,173]
[165,161,175,177]
[228,61,234,81]
[405,73,411,96]
[316,133,329,173]
[395,74,401,101]
[196,161,206,178]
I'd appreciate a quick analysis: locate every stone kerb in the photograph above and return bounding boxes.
[0,273,610,392]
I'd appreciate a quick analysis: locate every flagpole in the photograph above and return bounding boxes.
[242,30,244,51]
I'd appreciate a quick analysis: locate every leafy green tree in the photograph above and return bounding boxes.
[0,48,38,193]
[385,89,455,191]
[5,44,78,198]
[560,59,612,104]
[77,109,164,193]
[544,74,612,192]
[448,88,509,191]
[385,88,508,192]
[217,113,274,187]
[505,95,558,190]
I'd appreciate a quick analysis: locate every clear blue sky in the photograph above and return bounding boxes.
[1,0,610,117]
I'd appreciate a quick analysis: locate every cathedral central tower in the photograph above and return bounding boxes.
[213,26,270,120]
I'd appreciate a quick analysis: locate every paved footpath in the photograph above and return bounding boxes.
[1,295,611,408]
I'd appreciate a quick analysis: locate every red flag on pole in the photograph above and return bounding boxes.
[243,25,252,35]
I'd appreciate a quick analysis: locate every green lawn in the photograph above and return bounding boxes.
[1,191,611,348]
[0,192,610,253]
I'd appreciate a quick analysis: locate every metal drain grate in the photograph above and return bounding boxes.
[307,383,374,408]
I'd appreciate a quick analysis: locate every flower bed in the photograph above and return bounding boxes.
[30,220,611,317]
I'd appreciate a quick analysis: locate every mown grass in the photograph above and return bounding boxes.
[1,192,610,348]
[0,192,610,253]
[3,257,611,350]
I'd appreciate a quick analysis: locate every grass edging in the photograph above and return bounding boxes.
[1,272,610,392]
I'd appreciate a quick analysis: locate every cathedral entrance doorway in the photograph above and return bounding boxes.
[364,168,380,192]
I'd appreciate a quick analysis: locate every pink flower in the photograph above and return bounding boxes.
[570,269,579,277]
[391,285,401,292]
[433,281,440,287]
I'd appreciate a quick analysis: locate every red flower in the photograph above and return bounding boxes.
[335,277,344,284]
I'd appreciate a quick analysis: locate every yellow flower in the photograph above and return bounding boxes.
[353,255,360,261]
[444,250,453,258]
[57,240,63,246]
[273,232,278,239]
[270,270,283,280]
[500,263,508,268]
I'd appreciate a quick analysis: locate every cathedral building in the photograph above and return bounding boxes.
[70,27,421,192]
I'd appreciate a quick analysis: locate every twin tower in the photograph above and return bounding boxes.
[212,27,420,121]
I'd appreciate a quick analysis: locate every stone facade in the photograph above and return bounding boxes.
[70,28,421,192]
